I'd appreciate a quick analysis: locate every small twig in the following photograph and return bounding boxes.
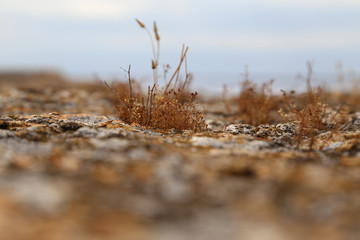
[181,52,191,91]
[165,45,189,93]
[305,61,316,104]
[147,84,156,125]
[95,74,125,106]
[182,73,192,92]
[174,44,185,90]
[330,102,345,127]
[145,86,150,124]
[120,64,133,107]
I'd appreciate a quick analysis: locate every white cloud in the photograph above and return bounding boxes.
[0,0,191,20]
[1,0,359,22]
[0,0,144,20]
[58,1,141,20]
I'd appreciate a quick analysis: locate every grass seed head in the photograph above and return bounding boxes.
[135,19,146,28]
[153,21,160,41]
[151,60,157,69]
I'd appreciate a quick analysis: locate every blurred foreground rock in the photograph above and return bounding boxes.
[0,75,360,240]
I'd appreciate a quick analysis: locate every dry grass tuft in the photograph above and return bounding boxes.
[103,20,206,132]
[280,62,332,149]
[237,79,280,126]
[234,62,350,150]
[236,66,281,125]
[114,82,206,132]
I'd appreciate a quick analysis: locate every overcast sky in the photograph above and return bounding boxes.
[0,0,359,89]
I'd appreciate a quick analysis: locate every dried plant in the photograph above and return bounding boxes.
[103,19,206,132]
[236,66,280,125]
[237,79,280,126]
[280,62,328,149]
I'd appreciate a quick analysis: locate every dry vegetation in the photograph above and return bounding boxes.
[230,62,354,150]
[97,19,359,147]
[279,62,329,149]
[222,66,282,126]
[237,79,280,125]
[102,19,206,132]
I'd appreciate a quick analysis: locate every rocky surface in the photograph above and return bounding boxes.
[1,78,360,240]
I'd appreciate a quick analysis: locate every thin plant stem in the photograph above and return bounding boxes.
[165,46,189,93]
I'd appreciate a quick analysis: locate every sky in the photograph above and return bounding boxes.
[0,0,359,91]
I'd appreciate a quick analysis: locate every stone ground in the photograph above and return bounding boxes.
[0,77,360,240]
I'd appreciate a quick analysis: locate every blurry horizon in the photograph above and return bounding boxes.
[1,0,359,91]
